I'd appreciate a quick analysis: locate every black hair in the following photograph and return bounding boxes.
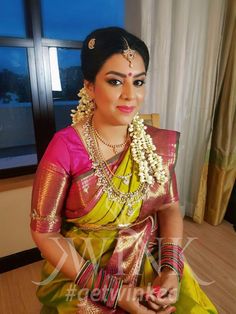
[81,27,150,82]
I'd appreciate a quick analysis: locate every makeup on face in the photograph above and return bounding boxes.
[105,71,146,90]
[116,106,135,114]
[105,70,146,79]
[90,53,146,126]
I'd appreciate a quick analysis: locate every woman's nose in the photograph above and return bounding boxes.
[121,82,135,100]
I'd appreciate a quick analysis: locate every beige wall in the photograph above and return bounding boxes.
[0,175,36,257]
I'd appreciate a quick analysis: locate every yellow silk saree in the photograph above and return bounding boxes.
[30,125,218,313]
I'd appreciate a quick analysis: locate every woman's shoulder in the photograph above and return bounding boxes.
[145,125,180,156]
[52,125,84,147]
[46,124,86,159]
[54,125,78,139]
[44,124,91,176]
[145,125,180,139]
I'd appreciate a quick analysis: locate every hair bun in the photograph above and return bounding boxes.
[81,27,149,82]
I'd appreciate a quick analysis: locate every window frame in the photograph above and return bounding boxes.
[0,0,84,178]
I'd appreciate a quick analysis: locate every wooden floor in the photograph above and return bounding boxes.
[183,218,236,314]
[0,218,235,314]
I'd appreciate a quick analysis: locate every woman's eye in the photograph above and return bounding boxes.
[107,79,122,86]
[133,79,145,87]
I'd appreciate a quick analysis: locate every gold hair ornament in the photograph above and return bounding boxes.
[122,37,136,68]
[88,38,96,49]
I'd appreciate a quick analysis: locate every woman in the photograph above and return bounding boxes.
[31,27,218,314]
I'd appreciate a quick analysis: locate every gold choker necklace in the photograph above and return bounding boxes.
[92,121,129,154]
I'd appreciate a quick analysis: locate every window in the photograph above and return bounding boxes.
[49,48,83,131]
[0,47,37,170]
[0,0,26,38]
[0,0,124,177]
[41,0,124,41]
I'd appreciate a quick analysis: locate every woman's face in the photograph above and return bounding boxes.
[85,52,146,126]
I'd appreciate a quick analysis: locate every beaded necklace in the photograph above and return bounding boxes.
[83,117,149,216]
[93,124,129,154]
[82,114,167,216]
[92,127,132,185]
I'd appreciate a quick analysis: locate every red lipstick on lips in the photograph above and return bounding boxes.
[117,106,135,113]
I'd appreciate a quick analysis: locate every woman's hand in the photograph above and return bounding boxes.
[146,268,179,311]
[117,284,176,314]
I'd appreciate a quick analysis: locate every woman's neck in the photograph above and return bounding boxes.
[92,114,128,146]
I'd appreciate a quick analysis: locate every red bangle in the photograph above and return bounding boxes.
[153,286,161,297]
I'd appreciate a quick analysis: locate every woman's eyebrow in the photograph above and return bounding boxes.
[105,71,146,78]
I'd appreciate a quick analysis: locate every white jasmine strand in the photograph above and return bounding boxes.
[128,113,167,185]
[71,87,95,125]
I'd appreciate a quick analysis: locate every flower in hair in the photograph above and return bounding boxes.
[71,87,95,125]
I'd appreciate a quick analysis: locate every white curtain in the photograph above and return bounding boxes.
[140,0,226,216]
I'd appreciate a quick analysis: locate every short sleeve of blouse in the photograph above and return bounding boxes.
[163,171,179,204]
[30,133,70,233]
[163,130,179,204]
[146,126,180,205]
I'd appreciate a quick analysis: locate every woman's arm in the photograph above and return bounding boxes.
[32,230,175,313]
[157,201,183,245]
[146,201,183,311]
[31,230,85,281]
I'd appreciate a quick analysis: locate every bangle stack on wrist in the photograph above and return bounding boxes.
[74,261,123,309]
[74,260,96,288]
[159,242,184,281]
[94,269,123,308]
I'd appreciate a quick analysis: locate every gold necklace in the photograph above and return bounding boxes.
[92,121,129,154]
[83,117,149,216]
[93,129,132,185]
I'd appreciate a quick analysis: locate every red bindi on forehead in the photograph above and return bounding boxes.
[128,72,133,77]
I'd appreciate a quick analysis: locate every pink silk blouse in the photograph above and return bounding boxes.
[30,125,179,233]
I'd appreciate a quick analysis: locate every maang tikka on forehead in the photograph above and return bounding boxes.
[122,37,136,68]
